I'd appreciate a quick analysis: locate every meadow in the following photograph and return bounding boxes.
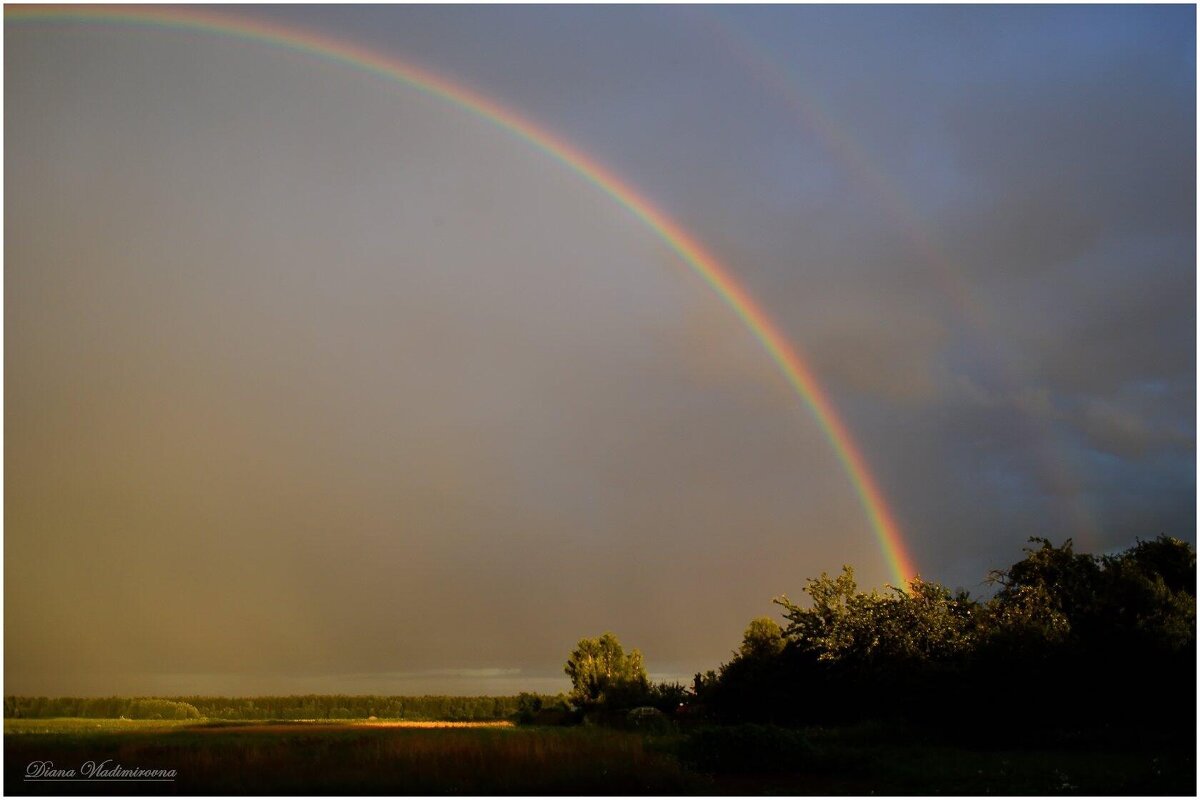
[4,716,1192,795]
[5,718,703,794]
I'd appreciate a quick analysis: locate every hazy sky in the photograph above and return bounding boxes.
[5,4,1195,696]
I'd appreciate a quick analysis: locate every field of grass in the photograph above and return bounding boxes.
[5,719,705,794]
[5,717,1193,795]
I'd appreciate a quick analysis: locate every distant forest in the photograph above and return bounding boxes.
[6,536,1195,737]
[3,695,520,721]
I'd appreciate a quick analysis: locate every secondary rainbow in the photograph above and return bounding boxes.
[6,4,919,585]
[692,9,1098,547]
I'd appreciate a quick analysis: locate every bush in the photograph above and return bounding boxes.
[678,724,815,774]
[125,699,201,720]
[515,692,543,725]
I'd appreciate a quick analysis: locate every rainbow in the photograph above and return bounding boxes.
[6,4,918,585]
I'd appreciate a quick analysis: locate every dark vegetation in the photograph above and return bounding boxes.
[5,536,1194,794]
[544,537,1193,739]
[542,536,1195,793]
[4,695,523,721]
[693,535,1195,741]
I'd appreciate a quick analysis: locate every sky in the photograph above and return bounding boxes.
[4,4,1195,696]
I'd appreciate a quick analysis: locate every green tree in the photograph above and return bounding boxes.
[983,538,1108,651]
[564,632,649,707]
[738,617,786,660]
[1100,536,1196,652]
[775,566,978,668]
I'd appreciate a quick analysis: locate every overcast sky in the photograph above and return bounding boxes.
[5,4,1194,696]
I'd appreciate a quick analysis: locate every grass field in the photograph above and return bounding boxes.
[5,719,705,794]
[5,717,1194,795]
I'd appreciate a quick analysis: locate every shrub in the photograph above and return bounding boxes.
[125,699,201,720]
[515,692,543,725]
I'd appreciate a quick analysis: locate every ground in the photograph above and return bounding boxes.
[4,718,1193,795]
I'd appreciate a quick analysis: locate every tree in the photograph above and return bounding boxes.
[563,632,649,707]
[1099,536,1195,652]
[738,617,786,660]
[775,566,978,669]
[647,680,689,713]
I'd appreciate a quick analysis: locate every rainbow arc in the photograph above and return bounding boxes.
[7,5,919,585]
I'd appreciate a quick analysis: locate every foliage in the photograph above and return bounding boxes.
[982,535,1195,654]
[700,535,1195,733]
[563,632,649,708]
[645,680,689,713]
[515,692,543,725]
[975,536,1196,731]
[776,568,980,669]
[2,697,200,720]
[984,537,1099,648]
[738,617,786,660]
[1096,536,1196,652]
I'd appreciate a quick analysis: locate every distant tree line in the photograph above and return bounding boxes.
[3,697,201,720]
[3,694,532,721]
[690,536,1194,736]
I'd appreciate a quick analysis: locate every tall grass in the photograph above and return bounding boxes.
[5,725,707,794]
